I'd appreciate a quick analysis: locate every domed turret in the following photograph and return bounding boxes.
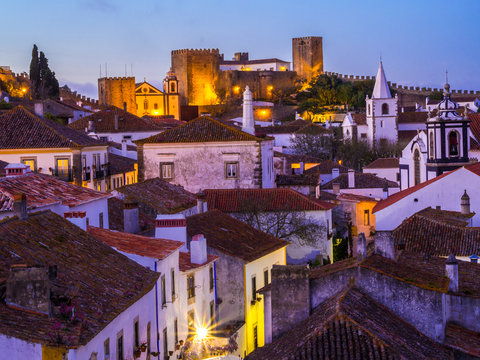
[461,189,470,215]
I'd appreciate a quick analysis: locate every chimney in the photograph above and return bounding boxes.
[348,169,355,188]
[331,168,340,180]
[242,86,254,135]
[383,182,389,199]
[121,139,128,157]
[155,214,187,250]
[13,193,27,220]
[445,254,459,292]
[123,197,139,234]
[87,120,95,133]
[298,162,305,175]
[34,102,44,118]
[114,113,119,131]
[6,265,50,315]
[196,190,206,214]
[461,190,470,215]
[332,183,340,194]
[6,163,31,177]
[190,234,207,264]
[357,232,367,260]
[374,231,396,260]
[64,211,87,231]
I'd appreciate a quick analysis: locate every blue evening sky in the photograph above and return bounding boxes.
[1,0,479,98]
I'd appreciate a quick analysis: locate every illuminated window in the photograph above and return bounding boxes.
[225,162,238,178]
[21,158,36,171]
[364,210,370,226]
[55,158,70,181]
[160,162,174,180]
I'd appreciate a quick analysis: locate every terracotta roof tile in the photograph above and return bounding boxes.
[108,153,136,175]
[445,323,480,357]
[273,151,324,164]
[69,107,163,133]
[397,111,428,123]
[255,125,304,135]
[364,157,399,169]
[178,252,217,272]
[398,130,419,144]
[305,160,349,175]
[352,113,366,125]
[0,173,109,212]
[186,210,289,262]
[107,197,155,233]
[88,226,183,259]
[275,173,319,186]
[204,188,334,212]
[247,287,452,360]
[337,192,378,202]
[322,173,399,190]
[0,211,158,346]
[469,113,480,143]
[0,106,106,148]
[137,116,261,144]
[114,178,196,214]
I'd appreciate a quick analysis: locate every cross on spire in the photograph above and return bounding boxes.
[445,69,448,84]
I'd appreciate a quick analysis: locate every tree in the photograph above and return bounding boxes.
[290,125,343,161]
[29,45,59,99]
[337,139,403,171]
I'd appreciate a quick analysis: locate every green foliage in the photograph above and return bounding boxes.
[333,237,349,262]
[297,74,378,114]
[29,44,59,99]
[337,139,402,171]
[290,125,343,160]
[429,90,444,101]
[0,101,13,110]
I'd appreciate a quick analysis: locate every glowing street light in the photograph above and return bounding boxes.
[195,325,209,342]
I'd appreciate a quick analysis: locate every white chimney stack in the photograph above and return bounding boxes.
[5,163,31,177]
[298,162,305,175]
[155,214,187,251]
[332,168,340,180]
[242,86,254,135]
[121,139,128,157]
[348,169,355,188]
[190,234,207,265]
[196,190,207,214]
[446,254,459,292]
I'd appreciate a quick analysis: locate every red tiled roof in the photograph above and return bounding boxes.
[445,323,480,357]
[88,226,183,259]
[337,192,378,202]
[322,173,398,190]
[69,106,164,133]
[397,111,428,123]
[275,173,319,186]
[294,123,330,135]
[469,113,480,143]
[114,178,196,214]
[393,208,480,257]
[137,116,261,144]
[247,287,452,360]
[107,197,155,233]
[352,113,366,125]
[273,151,323,164]
[372,167,465,213]
[178,251,217,272]
[0,106,106,149]
[186,210,289,262]
[204,188,334,212]
[364,157,399,169]
[0,211,158,346]
[305,160,349,175]
[0,173,109,212]
[255,125,303,135]
[108,153,136,175]
[398,130,419,144]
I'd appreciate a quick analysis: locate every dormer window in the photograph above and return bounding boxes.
[449,131,459,157]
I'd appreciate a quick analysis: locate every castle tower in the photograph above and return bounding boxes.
[292,36,323,81]
[366,62,398,147]
[98,76,136,114]
[171,49,220,106]
[242,86,254,135]
[163,69,180,119]
[425,82,471,177]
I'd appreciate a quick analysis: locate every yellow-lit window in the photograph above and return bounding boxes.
[22,159,36,171]
[56,158,69,180]
[364,210,370,226]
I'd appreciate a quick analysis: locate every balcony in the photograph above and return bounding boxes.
[52,168,73,182]
[83,171,91,181]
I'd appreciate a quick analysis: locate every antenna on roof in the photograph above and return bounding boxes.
[445,69,449,84]
[125,64,127,77]
[99,64,102,78]
[131,63,133,76]
[105,63,107,77]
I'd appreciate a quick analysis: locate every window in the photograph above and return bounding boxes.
[187,310,195,337]
[174,318,178,345]
[209,266,214,292]
[210,300,215,323]
[134,320,139,348]
[368,104,371,115]
[253,325,258,349]
[264,269,269,286]
[413,149,421,186]
[429,132,435,159]
[160,162,174,180]
[117,333,123,360]
[21,158,36,171]
[99,212,104,228]
[380,120,384,128]
[187,274,195,299]
[364,210,370,226]
[56,158,70,181]
[171,269,176,300]
[154,103,158,110]
[251,276,257,301]
[163,328,168,360]
[225,162,238,178]
[144,99,148,110]
[449,131,459,157]
[381,103,389,115]
[104,338,110,360]
[147,322,151,359]
[170,82,176,93]
[161,275,166,306]
[360,133,367,139]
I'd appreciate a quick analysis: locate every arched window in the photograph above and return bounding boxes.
[154,103,158,110]
[346,129,350,136]
[382,103,389,115]
[368,104,371,115]
[170,82,176,93]
[144,99,148,110]
[429,132,434,159]
[414,149,421,186]
[449,131,459,157]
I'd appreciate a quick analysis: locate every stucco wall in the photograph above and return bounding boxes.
[0,335,42,360]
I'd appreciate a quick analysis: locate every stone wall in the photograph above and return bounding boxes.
[292,36,324,81]
[97,77,136,113]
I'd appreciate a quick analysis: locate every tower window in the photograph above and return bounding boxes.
[170,82,176,92]
[368,104,371,115]
[413,149,421,186]
[449,131,459,157]
[381,103,389,115]
[429,132,434,159]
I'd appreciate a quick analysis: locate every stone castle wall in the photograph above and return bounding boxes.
[98,77,136,113]
[292,36,324,81]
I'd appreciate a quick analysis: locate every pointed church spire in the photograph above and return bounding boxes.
[372,61,392,99]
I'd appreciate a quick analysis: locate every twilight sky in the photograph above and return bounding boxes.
[1,0,479,98]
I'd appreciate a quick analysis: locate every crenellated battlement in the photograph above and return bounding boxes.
[171,48,220,55]
[292,36,322,41]
[323,71,480,95]
[98,76,135,81]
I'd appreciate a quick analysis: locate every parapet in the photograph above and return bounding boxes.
[171,48,220,55]
[98,76,135,81]
[292,36,323,41]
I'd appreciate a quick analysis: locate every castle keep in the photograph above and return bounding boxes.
[292,36,324,81]
[98,76,136,113]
